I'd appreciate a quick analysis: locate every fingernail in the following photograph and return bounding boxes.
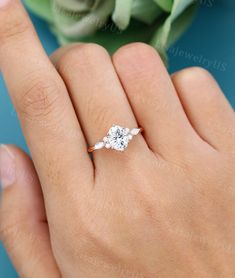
[0,0,11,8]
[0,145,16,189]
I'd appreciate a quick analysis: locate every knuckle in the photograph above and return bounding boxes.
[86,97,112,128]
[0,10,30,44]
[113,43,163,92]
[0,217,39,277]
[58,43,109,74]
[172,67,213,84]
[0,215,24,245]
[114,42,155,59]
[18,76,62,122]
[73,43,108,61]
[113,42,158,64]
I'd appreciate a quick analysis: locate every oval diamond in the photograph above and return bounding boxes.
[106,125,130,151]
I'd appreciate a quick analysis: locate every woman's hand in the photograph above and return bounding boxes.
[0,1,235,277]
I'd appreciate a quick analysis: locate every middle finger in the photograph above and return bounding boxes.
[52,44,149,167]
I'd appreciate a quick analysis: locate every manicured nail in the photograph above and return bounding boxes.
[0,145,16,189]
[0,0,11,8]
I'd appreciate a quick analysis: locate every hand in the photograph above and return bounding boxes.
[0,1,235,278]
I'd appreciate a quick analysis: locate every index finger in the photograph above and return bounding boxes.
[0,1,93,214]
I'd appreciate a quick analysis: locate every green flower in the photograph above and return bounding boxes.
[24,0,198,60]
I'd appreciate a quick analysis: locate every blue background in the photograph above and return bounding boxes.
[0,1,234,277]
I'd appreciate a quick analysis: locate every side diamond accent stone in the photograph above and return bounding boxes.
[130,128,141,136]
[94,142,105,150]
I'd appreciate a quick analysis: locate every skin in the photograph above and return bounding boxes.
[0,1,235,277]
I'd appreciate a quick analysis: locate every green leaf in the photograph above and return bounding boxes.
[54,0,94,12]
[171,0,196,20]
[131,0,163,25]
[153,0,173,12]
[166,3,197,48]
[151,0,197,55]
[55,19,157,54]
[24,0,198,65]
[54,0,115,38]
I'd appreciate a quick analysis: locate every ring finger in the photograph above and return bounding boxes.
[51,44,149,168]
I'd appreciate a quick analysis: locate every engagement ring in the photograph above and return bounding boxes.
[88,125,143,153]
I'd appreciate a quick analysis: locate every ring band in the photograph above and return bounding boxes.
[88,125,143,153]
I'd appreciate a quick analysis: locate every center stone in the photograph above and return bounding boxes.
[106,125,130,151]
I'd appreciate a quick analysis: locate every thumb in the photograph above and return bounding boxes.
[0,145,60,278]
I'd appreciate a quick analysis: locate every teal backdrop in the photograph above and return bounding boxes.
[0,1,234,277]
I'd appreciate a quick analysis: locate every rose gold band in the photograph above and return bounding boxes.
[88,146,96,153]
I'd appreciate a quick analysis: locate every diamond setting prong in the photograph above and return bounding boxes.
[105,143,111,149]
